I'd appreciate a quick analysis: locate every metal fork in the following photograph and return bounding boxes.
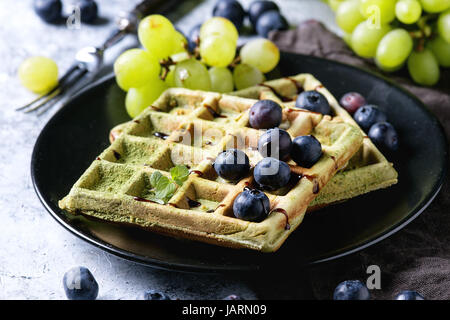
[17,0,180,115]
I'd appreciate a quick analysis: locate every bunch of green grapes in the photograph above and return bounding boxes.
[113,15,281,118]
[326,0,450,86]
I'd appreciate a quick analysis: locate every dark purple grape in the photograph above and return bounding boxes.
[249,100,282,129]
[340,92,366,114]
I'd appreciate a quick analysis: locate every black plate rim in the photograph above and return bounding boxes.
[31,53,448,273]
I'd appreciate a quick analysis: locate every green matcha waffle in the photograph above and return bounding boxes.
[110,74,398,211]
[60,86,363,252]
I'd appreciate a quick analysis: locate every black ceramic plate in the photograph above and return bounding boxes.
[32,53,448,273]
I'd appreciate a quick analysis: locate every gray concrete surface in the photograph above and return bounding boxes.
[0,0,337,299]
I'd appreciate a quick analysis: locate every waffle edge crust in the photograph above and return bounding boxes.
[60,74,371,252]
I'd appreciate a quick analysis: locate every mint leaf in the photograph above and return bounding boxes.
[170,165,190,186]
[154,176,177,202]
[150,171,163,188]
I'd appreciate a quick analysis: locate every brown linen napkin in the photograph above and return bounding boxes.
[269,22,450,300]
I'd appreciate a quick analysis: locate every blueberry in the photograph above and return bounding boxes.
[395,291,425,300]
[33,0,63,23]
[213,0,245,29]
[223,294,245,300]
[255,10,289,38]
[63,266,99,300]
[353,105,387,131]
[249,100,282,129]
[248,1,280,27]
[295,90,331,115]
[144,290,171,300]
[78,0,98,23]
[188,24,202,52]
[258,128,292,160]
[254,157,291,190]
[291,135,322,168]
[233,188,270,222]
[333,280,370,300]
[368,122,399,152]
[214,149,250,181]
[340,92,366,114]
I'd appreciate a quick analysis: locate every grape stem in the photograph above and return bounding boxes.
[159,57,176,80]
[229,55,241,68]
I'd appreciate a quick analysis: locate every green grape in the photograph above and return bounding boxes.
[351,21,391,58]
[336,0,365,33]
[427,36,450,67]
[174,58,211,90]
[233,63,264,90]
[419,0,450,13]
[407,49,440,86]
[438,9,450,43]
[200,35,236,67]
[329,0,345,12]
[113,49,161,91]
[208,67,234,93]
[200,17,238,43]
[126,79,168,118]
[395,0,422,24]
[165,66,176,87]
[360,0,396,24]
[138,15,177,60]
[18,56,58,94]
[239,39,280,73]
[376,29,413,70]
[172,31,188,54]
[171,51,190,63]
[343,32,353,47]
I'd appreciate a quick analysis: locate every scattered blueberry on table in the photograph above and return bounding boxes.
[291,135,323,168]
[254,157,291,190]
[255,9,289,38]
[248,0,280,27]
[258,128,292,160]
[63,266,99,300]
[77,0,98,23]
[233,188,270,222]
[33,0,63,23]
[213,0,245,29]
[395,290,425,300]
[214,149,250,181]
[144,290,171,300]
[333,280,371,300]
[249,100,282,129]
[296,90,331,115]
[223,294,245,300]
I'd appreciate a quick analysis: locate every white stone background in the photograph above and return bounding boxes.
[0,0,338,299]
